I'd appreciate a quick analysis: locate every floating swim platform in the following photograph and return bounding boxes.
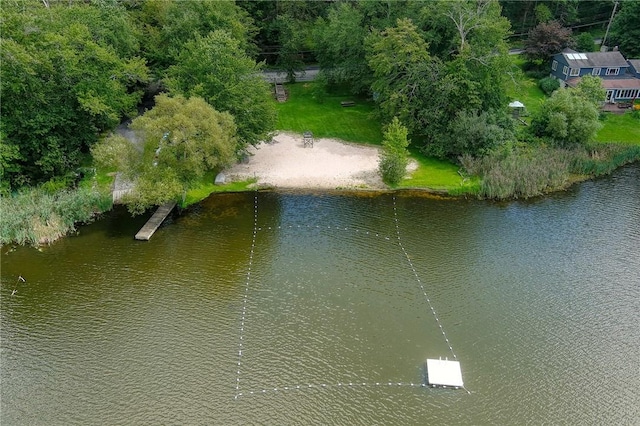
[426,358,464,388]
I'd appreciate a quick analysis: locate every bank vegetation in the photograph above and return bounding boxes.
[1,0,639,246]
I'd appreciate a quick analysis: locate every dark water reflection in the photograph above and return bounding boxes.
[2,165,639,424]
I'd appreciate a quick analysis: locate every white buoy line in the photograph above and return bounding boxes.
[235,191,259,395]
[234,193,466,399]
[235,381,440,400]
[392,195,458,361]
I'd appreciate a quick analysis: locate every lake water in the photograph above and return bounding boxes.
[2,165,639,425]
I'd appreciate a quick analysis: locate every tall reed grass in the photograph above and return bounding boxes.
[0,186,112,246]
[460,144,640,200]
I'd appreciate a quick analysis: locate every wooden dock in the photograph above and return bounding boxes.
[135,202,176,241]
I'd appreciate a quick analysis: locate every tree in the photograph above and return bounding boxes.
[574,75,606,107]
[0,2,148,188]
[379,117,410,185]
[609,0,640,58]
[442,0,505,55]
[132,0,256,72]
[534,3,553,24]
[273,14,307,82]
[444,109,515,158]
[574,32,595,52]
[313,2,371,94]
[166,30,276,149]
[525,20,573,62]
[531,86,602,147]
[92,95,237,214]
[367,18,440,135]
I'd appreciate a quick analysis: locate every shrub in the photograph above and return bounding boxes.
[379,117,409,185]
[538,77,560,96]
[444,109,516,158]
[531,87,601,147]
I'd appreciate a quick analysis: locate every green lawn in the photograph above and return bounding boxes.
[398,149,480,194]
[276,82,477,194]
[276,83,383,144]
[182,171,256,207]
[596,112,640,145]
[506,57,547,120]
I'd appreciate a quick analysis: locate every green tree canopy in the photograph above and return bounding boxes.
[165,30,276,149]
[92,95,237,214]
[531,84,602,147]
[130,0,256,73]
[313,3,371,93]
[609,0,640,58]
[0,2,148,188]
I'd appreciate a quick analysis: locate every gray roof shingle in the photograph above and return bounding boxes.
[562,51,629,68]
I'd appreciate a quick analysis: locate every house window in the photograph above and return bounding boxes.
[606,68,619,75]
[592,68,601,76]
[562,66,568,75]
[552,60,558,71]
[570,68,579,76]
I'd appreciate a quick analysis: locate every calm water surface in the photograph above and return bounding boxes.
[2,165,639,425]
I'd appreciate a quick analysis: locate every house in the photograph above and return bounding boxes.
[628,59,640,78]
[550,49,640,104]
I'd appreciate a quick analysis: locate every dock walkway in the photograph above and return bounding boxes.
[135,202,177,241]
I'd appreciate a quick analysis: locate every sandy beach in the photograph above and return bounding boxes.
[226,132,389,190]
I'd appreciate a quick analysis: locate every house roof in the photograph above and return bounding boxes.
[560,50,629,68]
[628,59,640,71]
[567,77,640,90]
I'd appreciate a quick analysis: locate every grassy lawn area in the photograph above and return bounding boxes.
[596,112,640,145]
[398,149,480,194]
[506,57,547,120]
[276,82,477,194]
[182,171,256,207]
[276,83,383,144]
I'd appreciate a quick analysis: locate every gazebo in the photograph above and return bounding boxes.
[508,100,525,118]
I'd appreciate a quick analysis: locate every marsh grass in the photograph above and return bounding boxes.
[1,186,112,246]
[461,143,640,200]
[573,144,640,176]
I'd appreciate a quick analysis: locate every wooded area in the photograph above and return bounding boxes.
[1,0,637,202]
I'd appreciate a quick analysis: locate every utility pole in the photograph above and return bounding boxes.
[601,1,619,52]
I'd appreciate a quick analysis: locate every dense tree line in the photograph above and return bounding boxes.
[1,0,625,201]
[1,0,275,194]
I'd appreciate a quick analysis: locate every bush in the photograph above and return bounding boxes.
[379,117,409,185]
[444,109,516,158]
[525,69,549,80]
[538,77,560,96]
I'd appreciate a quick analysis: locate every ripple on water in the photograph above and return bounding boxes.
[2,165,639,424]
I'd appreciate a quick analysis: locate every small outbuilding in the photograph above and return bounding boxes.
[508,100,525,118]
